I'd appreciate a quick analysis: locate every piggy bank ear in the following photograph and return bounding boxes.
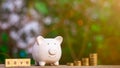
[55,36,63,44]
[36,36,44,45]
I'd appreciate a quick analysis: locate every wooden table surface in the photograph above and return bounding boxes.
[1,64,120,68]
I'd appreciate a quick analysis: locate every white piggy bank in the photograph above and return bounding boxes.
[32,36,63,66]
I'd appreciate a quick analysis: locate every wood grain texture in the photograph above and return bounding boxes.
[1,64,120,68]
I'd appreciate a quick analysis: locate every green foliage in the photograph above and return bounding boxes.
[91,24,101,32]
[45,30,59,38]
[95,35,104,43]
[0,53,9,64]
[34,1,48,15]
[0,44,9,63]
[1,32,9,42]
[87,42,92,48]
[0,45,9,53]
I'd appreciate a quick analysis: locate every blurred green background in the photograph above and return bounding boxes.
[0,0,120,65]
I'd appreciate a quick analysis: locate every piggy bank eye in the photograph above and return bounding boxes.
[47,43,49,45]
[54,43,56,45]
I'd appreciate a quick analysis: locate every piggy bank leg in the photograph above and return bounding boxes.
[50,63,54,66]
[54,61,59,66]
[35,61,39,66]
[39,61,45,66]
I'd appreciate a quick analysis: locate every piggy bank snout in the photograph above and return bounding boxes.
[48,48,57,55]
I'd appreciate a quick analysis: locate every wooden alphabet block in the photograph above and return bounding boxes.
[5,58,31,67]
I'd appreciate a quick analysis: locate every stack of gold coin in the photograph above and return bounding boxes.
[74,60,81,66]
[89,53,97,66]
[82,58,89,66]
[67,62,74,66]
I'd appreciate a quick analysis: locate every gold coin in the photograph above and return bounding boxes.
[74,60,81,66]
[89,53,97,66]
[90,53,97,58]
[67,62,74,66]
[82,58,89,66]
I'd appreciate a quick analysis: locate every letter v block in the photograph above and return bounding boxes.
[5,59,31,67]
